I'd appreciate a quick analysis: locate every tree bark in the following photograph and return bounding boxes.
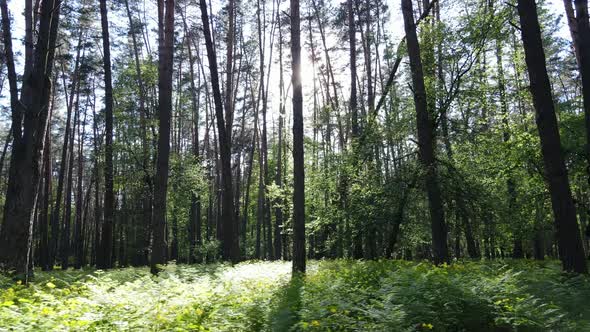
[402,0,448,265]
[563,0,581,66]
[291,0,306,274]
[0,0,60,280]
[98,0,115,270]
[151,0,175,274]
[568,1,590,180]
[39,94,53,271]
[517,0,587,273]
[74,102,87,269]
[349,0,359,138]
[274,5,285,260]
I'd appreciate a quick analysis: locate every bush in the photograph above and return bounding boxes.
[1,260,588,331]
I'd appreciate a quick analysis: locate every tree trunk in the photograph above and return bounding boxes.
[74,103,87,269]
[99,0,115,270]
[151,0,175,274]
[199,0,238,262]
[62,82,81,270]
[569,1,590,180]
[91,104,102,267]
[563,0,581,65]
[39,90,54,271]
[349,0,359,138]
[183,14,202,263]
[274,8,285,260]
[517,0,587,273]
[402,0,448,265]
[291,0,306,274]
[0,0,60,280]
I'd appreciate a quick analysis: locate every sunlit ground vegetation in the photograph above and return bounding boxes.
[1,260,589,331]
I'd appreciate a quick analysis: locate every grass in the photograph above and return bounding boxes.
[1,259,589,331]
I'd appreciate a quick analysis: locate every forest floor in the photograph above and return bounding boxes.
[1,259,589,331]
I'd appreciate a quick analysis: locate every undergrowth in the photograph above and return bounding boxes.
[1,260,588,331]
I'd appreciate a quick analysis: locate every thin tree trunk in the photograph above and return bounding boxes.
[74,102,87,269]
[291,0,306,274]
[99,0,115,270]
[182,12,202,263]
[349,0,359,138]
[199,0,238,262]
[39,94,54,271]
[274,4,285,259]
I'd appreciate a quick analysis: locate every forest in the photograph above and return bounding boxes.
[1,0,590,330]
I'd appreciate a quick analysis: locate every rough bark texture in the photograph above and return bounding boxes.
[151,0,175,274]
[0,0,60,280]
[517,0,587,273]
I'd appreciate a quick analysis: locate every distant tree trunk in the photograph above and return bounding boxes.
[349,0,359,138]
[492,29,522,259]
[39,102,53,271]
[402,0,448,265]
[291,0,306,274]
[256,0,274,261]
[171,214,179,261]
[362,0,374,113]
[74,105,87,269]
[274,10,285,260]
[244,87,258,257]
[183,14,202,263]
[199,0,238,262]
[125,0,151,267]
[62,85,81,270]
[98,0,115,270]
[50,34,84,270]
[256,141,264,259]
[151,0,175,274]
[533,199,545,260]
[434,2,477,260]
[81,177,93,267]
[90,103,101,267]
[517,0,587,273]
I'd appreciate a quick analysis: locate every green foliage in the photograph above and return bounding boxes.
[1,260,588,331]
